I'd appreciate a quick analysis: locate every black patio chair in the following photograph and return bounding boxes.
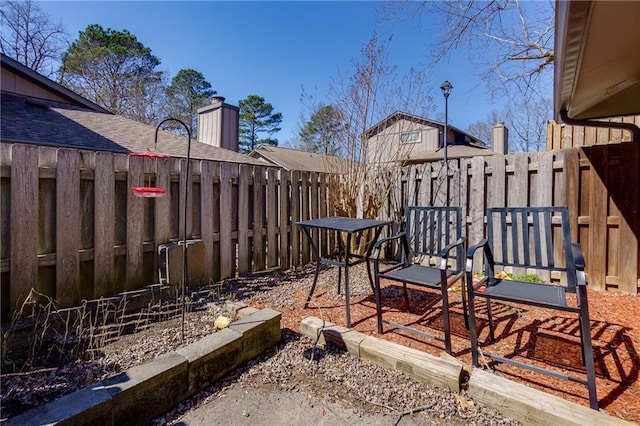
[372,206,467,355]
[465,206,598,409]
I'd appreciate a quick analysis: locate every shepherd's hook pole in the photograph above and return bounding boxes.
[155,118,191,342]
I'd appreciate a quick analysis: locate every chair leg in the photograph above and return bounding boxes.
[579,314,598,409]
[441,280,452,355]
[373,268,384,334]
[578,286,598,410]
[460,276,469,329]
[403,282,411,312]
[487,299,495,342]
[304,258,322,308]
[466,272,480,367]
[337,237,344,295]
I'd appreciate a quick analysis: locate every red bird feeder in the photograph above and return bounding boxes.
[129,150,171,198]
[131,186,166,197]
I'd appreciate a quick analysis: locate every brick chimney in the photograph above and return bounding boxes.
[197,95,240,152]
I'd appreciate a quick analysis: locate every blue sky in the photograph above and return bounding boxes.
[40,1,508,145]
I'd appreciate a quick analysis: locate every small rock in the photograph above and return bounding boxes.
[214,315,231,329]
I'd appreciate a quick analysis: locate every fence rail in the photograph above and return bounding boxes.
[1,142,638,321]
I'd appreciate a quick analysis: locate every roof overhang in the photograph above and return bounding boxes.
[554,1,640,121]
[1,53,111,114]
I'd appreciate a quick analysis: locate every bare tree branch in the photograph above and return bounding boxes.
[0,0,68,77]
[388,0,554,100]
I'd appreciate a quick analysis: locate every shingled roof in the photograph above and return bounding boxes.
[248,145,348,173]
[405,144,493,164]
[0,93,262,164]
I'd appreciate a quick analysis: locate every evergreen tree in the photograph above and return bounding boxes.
[164,69,216,138]
[299,104,344,155]
[238,95,283,153]
[59,24,165,124]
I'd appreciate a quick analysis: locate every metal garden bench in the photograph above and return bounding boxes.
[465,206,598,409]
[372,206,467,355]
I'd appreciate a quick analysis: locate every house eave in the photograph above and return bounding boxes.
[554,1,640,121]
[1,53,112,114]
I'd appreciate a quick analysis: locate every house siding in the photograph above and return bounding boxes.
[1,67,71,104]
[367,118,444,163]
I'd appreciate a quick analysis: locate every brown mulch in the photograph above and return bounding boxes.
[250,263,640,424]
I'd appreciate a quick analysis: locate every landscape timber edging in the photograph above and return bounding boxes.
[298,316,463,393]
[468,368,632,426]
[299,316,632,426]
[6,304,281,426]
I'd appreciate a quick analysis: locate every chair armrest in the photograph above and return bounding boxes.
[437,236,467,269]
[571,243,585,270]
[571,243,587,288]
[438,236,468,258]
[465,239,488,273]
[371,232,407,261]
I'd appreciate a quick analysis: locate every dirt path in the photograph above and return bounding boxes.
[177,386,413,426]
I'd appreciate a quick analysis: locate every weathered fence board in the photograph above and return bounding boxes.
[10,144,39,310]
[267,168,278,268]
[252,166,265,271]
[300,171,310,264]
[290,170,301,267]
[418,163,431,206]
[279,170,290,270]
[237,164,251,275]
[56,149,81,306]
[318,173,328,257]
[219,162,234,280]
[588,146,609,290]
[94,151,115,298]
[310,172,319,260]
[126,155,145,291]
[617,143,639,294]
[154,157,172,244]
[469,156,486,267]
[200,160,216,280]
[210,161,221,282]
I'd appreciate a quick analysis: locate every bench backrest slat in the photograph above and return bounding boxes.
[405,206,463,271]
[487,206,577,289]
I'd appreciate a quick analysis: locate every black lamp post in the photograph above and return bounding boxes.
[440,81,452,206]
[440,80,453,168]
[154,118,192,341]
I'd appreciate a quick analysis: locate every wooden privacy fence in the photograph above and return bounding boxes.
[2,142,638,321]
[384,146,639,295]
[547,115,640,149]
[0,143,331,321]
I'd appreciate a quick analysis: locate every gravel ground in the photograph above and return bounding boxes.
[157,264,518,425]
[155,329,518,426]
[2,264,519,425]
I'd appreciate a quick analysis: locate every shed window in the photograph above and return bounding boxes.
[400,131,420,143]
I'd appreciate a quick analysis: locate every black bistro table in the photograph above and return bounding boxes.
[296,216,390,327]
